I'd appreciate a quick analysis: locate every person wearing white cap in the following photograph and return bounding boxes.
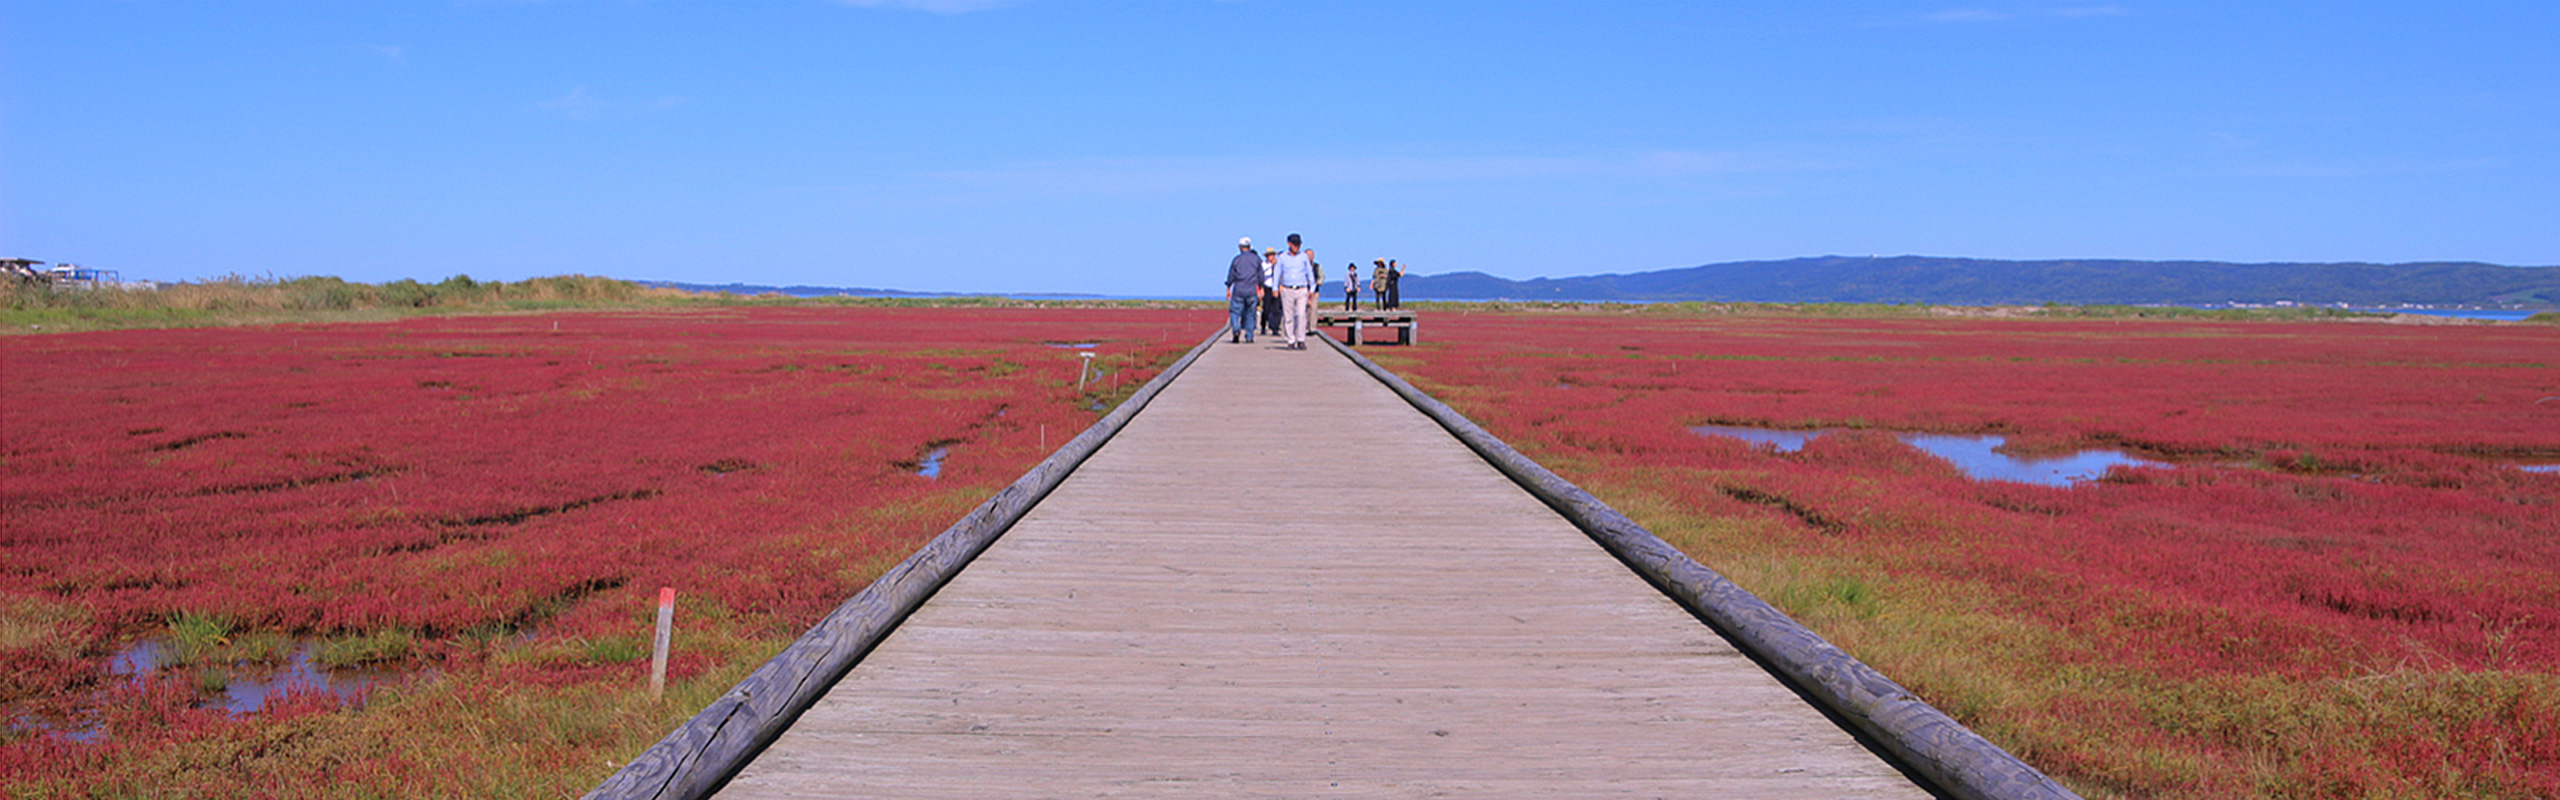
[1224,236,1263,344]
[1272,232,1317,349]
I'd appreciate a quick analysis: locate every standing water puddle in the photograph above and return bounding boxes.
[2524,464,2559,474]
[913,446,951,479]
[110,639,422,715]
[1689,426,1823,453]
[14,638,437,741]
[1690,425,2166,486]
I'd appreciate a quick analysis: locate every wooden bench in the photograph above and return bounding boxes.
[1314,309,1418,345]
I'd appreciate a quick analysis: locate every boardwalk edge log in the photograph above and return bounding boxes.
[1320,334,2082,800]
[584,330,1226,800]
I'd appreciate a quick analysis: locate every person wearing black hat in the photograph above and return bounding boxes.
[1386,259,1403,309]
[1272,232,1316,349]
[1343,259,1362,311]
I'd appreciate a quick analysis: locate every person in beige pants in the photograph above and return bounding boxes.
[1272,232,1317,349]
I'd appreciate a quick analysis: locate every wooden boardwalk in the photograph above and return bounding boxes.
[713,338,1929,798]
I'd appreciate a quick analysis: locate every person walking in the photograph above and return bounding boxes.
[1259,255,1282,337]
[1261,248,1286,338]
[1225,237,1263,344]
[1273,232,1317,349]
[1386,259,1403,309]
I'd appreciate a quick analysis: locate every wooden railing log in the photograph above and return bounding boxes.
[1319,334,2081,800]
[584,330,1226,800]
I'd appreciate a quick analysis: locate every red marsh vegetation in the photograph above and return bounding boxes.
[2,306,1211,797]
[1372,312,2559,799]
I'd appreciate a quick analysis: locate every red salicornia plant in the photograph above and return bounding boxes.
[1380,310,2560,799]
[2,305,1213,796]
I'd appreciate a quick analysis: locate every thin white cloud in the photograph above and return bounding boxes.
[829,0,1019,13]
[1922,4,2127,23]
[1925,9,2011,23]
[366,44,406,63]
[2204,131,2259,151]
[800,151,1844,198]
[535,87,686,119]
[2229,157,2502,178]
[538,86,607,118]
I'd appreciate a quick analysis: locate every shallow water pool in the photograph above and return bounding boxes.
[111,639,417,715]
[1689,425,2167,486]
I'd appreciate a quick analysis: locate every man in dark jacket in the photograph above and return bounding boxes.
[1226,237,1264,344]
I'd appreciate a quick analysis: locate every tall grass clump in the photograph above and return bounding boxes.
[4,274,660,331]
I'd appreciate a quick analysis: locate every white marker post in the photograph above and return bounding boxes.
[1076,351,1096,392]
[650,587,675,698]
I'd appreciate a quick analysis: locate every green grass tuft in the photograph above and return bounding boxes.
[166,613,234,665]
[315,629,416,668]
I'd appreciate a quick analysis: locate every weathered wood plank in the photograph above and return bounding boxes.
[708,338,1950,799]
[1320,334,2078,800]
[581,331,1226,800]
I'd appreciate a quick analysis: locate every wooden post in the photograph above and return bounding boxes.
[651,587,675,698]
[1077,352,1096,392]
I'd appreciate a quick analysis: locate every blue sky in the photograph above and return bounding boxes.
[5,2,2553,295]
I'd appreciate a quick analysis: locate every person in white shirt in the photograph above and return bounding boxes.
[1260,250,1283,336]
[1272,232,1317,349]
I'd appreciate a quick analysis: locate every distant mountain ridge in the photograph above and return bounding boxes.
[1400,256,2560,307]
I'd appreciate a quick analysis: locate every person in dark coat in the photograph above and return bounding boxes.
[1225,237,1263,343]
[1386,259,1403,309]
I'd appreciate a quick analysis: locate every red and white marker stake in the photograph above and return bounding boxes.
[650,586,675,698]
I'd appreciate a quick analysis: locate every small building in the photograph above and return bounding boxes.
[45,263,122,289]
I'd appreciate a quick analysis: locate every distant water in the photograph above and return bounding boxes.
[2351,308,2544,321]
[1689,425,2165,486]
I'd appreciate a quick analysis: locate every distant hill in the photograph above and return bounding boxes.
[1400,256,2560,307]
